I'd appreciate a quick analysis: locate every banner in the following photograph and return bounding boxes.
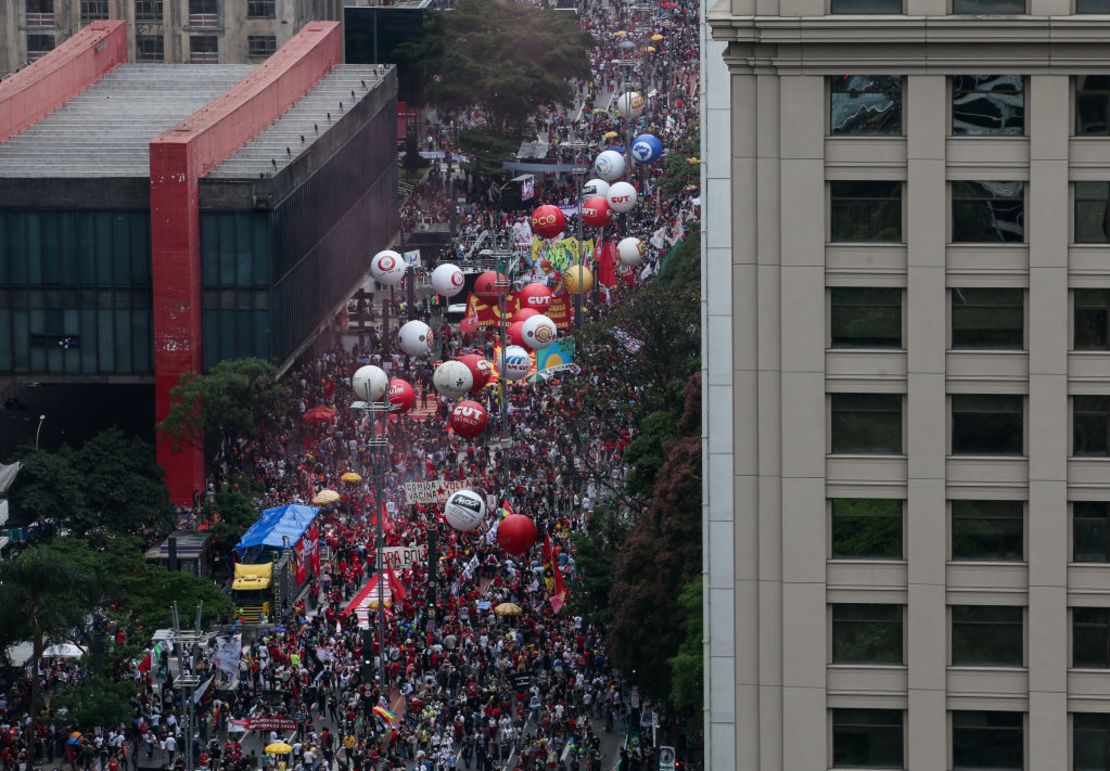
[403,249,421,267]
[378,545,427,570]
[229,716,297,732]
[611,328,644,353]
[464,287,573,331]
[535,337,575,372]
[403,478,474,504]
[211,633,242,679]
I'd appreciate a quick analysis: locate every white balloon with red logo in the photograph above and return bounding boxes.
[370,250,406,286]
[431,263,465,297]
[449,399,489,439]
[499,345,532,382]
[398,319,434,357]
[442,489,487,531]
[520,314,557,351]
[617,237,645,266]
[433,360,474,398]
[352,365,389,402]
[607,181,638,214]
[388,378,415,413]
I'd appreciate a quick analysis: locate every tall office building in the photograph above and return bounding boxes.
[704,1,1110,769]
[0,0,342,72]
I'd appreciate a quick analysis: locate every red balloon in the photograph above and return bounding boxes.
[457,353,492,393]
[459,315,479,335]
[518,283,553,311]
[498,514,538,556]
[450,399,489,439]
[508,320,526,347]
[512,307,541,324]
[581,196,612,228]
[531,205,566,240]
[475,271,506,302]
[388,378,415,413]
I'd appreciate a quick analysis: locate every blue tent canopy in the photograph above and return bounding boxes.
[234,504,320,555]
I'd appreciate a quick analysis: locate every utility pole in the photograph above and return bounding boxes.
[170,602,205,771]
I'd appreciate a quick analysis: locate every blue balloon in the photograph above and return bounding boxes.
[607,145,625,155]
[630,133,664,164]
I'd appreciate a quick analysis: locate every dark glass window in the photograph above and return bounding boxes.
[951,711,1023,770]
[1075,502,1110,563]
[831,394,903,455]
[135,0,163,22]
[831,709,904,769]
[952,181,1025,242]
[1076,290,1110,350]
[247,35,276,58]
[830,76,902,136]
[1078,0,1110,11]
[953,0,1024,11]
[951,605,1023,666]
[1074,607,1110,668]
[247,0,276,17]
[952,75,1025,136]
[951,395,1023,456]
[830,0,902,10]
[1075,396,1110,457]
[79,0,108,22]
[1077,76,1110,136]
[831,499,903,559]
[951,500,1023,561]
[831,288,902,348]
[830,182,902,243]
[1076,182,1110,244]
[25,33,54,58]
[189,35,218,63]
[1075,713,1110,771]
[950,288,1023,349]
[832,604,903,664]
[136,35,164,62]
[25,0,53,13]
[189,0,217,13]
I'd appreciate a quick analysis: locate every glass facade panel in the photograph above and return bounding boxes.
[951,287,1024,349]
[952,75,1025,136]
[829,181,902,243]
[951,711,1023,770]
[1075,713,1110,771]
[951,395,1024,455]
[1077,76,1110,136]
[1074,607,1110,668]
[951,605,1024,666]
[1077,0,1110,11]
[830,393,903,455]
[1075,502,1110,563]
[831,709,904,769]
[951,500,1023,561]
[951,181,1025,242]
[953,0,1024,11]
[201,212,272,371]
[830,76,903,136]
[831,499,903,559]
[1075,289,1110,350]
[1075,395,1110,457]
[831,287,902,348]
[832,604,904,664]
[1076,181,1110,244]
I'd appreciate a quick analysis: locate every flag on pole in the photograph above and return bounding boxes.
[542,534,567,613]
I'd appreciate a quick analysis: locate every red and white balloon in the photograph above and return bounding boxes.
[607,181,637,214]
[370,250,406,286]
[433,360,474,398]
[398,319,434,356]
[457,353,492,393]
[431,263,465,297]
[530,205,566,240]
[500,345,532,382]
[507,320,526,347]
[521,314,557,350]
[512,307,540,324]
[518,282,553,311]
[581,197,612,228]
[388,378,415,413]
[474,271,506,303]
[617,236,645,266]
[450,399,489,439]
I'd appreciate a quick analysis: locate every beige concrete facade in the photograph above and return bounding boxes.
[705,2,1110,769]
[1,0,342,72]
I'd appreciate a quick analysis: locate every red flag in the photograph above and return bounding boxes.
[597,241,617,288]
[542,534,566,613]
[307,524,321,575]
[378,501,395,535]
[294,538,307,586]
[386,565,407,605]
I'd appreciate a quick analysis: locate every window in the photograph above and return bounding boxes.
[831,394,903,455]
[1075,502,1110,563]
[1077,76,1110,136]
[248,0,276,17]
[189,35,218,63]
[136,35,164,62]
[830,76,902,136]
[950,288,1023,349]
[247,35,276,58]
[952,75,1024,136]
[1076,290,1110,350]
[830,181,902,243]
[26,0,53,11]
[1075,713,1110,771]
[79,0,108,22]
[25,33,54,59]
[832,604,903,664]
[831,288,902,348]
[951,395,1023,456]
[952,0,1024,11]
[951,500,1023,561]
[831,709,904,769]
[189,0,217,12]
[1075,396,1110,457]
[1074,607,1110,668]
[951,711,1023,770]
[951,181,1025,242]
[831,499,903,559]
[951,605,1023,666]
[135,0,163,22]
[1077,0,1110,11]
[1076,182,1110,244]
[831,0,902,10]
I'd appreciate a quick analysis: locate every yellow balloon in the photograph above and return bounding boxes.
[646,46,656,52]
[564,266,594,294]
[650,33,664,41]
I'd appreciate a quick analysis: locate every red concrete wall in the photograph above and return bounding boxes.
[150,22,343,505]
[0,20,127,142]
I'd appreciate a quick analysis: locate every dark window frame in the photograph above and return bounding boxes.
[1074,712,1110,771]
[1075,502,1110,564]
[25,33,54,56]
[951,500,1024,562]
[952,75,1026,137]
[1074,395,1110,457]
[25,0,54,13]
[247,35,276,58]
[1075,289,1110,350]
[135,34,164,62]
[247,0,276,17]
[832,603,905,664]
[951,180,1026,243]
[134,0,163,22]
[830,393,904,455]
[951,605,1024,667]
[79,0,108,23]
[951,394,1024,456]
[831,709,905,769]
[952,0,1025,12]
[830,0,903,10]
[829,75,903,136]
[830,287,903,349]
[1074,607,1110,669]
[951,711,1024,771]
[1077,0,1110,12]
[829,181,903,243]
[950,287,1024,350]
[1076,181,1110,244]
[830,498,904,560]
[1077,76,1110,136]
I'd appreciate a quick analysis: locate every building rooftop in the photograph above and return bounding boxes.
[0,64,254,178]
[208,65,387,179]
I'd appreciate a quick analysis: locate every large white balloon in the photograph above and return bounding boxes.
[433,360,474,398]
[443,489,486,531]
[398,319,434,356]
[370,250,406,286]
[583,178,610,199]
[520,314,557,351]
[607,181,638,214]
[431,263,465,297]
[593,150,626,182]
[614,91,645,120]
[352,365,389,402]
[500,345,532,382]
[617,236,645,266]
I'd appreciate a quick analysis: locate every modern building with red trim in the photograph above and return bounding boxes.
[0,20,399,504]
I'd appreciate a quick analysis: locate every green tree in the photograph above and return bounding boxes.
[158,357,288,453]
[669,576,703,730]
[205,484,259,553]
[54,677,138,732]
[658,130,700,200]
[569,506,628,628]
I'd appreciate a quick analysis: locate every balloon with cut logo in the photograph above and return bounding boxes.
[433,360,474,398]
[498,513,538,556]
[617,237,645,266]
[352,365,389,402]
[518,282,553,311]
[443,488,487,531]
[499,345,532,382]
[581,196,612,228]
[474,271,507,303]
[431,263,465,297]
[370,250,406,286]
[398,319,434,356]
[520,314,557,351]
[450,399,489,439]
[457,353,492,393]
[530,205,566,240]
[388,378,415,413]
[607,181,638,214]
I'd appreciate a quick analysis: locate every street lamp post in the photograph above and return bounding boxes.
[34,414,45,450]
